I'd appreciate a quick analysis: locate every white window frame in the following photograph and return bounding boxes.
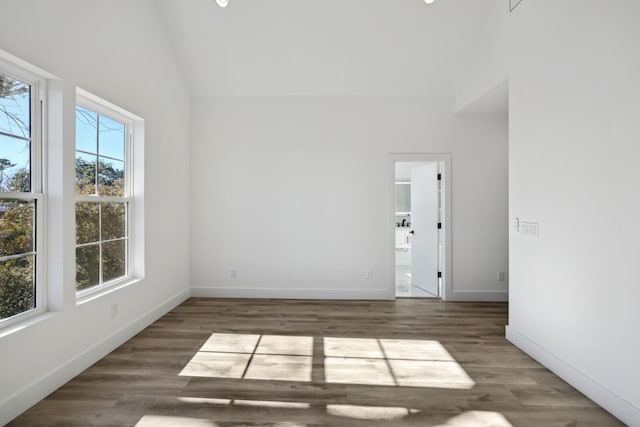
[0,58,47,329]
[75,89,141,300]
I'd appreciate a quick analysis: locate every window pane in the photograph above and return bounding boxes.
[0,199,34,257]
[101,202,126,241]
[76,152,97,195]
[0,255,35,320]
[76,202,99,245]
[76,244,99,290]
[97,157,124,196]
[0,74,30,139]
[76,106,97,154]
[103,239,126,282]
[0,134,30,192]
[74,101,134,294]
[98,115,125,160]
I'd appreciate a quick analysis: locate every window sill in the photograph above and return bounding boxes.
[76,276,143,306]
[0,311,59,339]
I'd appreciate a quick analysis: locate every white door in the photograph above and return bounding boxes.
[410,164,439,297]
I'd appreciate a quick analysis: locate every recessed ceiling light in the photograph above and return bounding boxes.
[424,0,435,4]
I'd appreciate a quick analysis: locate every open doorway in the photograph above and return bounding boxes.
[390,154,451,300]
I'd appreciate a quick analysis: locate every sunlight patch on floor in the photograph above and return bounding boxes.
[256,335,313,356]
[436,411,513,426]
[179,351,250,378]
[180,333,473,389]
[200,333,260,353]
[136,415,219,427]
[389,359,474,388]
[233,399,310,409]
[327,404,420,420]
[379,338,453,361]
[137,415,308,427]
[324,337,473,389]
[324,357,395,386]
[178,397,231,405]
[245,354,312,382]
[325,337,385,358]
[180,333,313,382]
[177,396,310,409]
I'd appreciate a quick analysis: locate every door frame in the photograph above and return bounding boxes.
[388,153,452,301]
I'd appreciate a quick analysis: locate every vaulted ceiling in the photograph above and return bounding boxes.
[153,0,493,97]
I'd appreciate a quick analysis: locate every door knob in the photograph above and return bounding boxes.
[409,230,415,234]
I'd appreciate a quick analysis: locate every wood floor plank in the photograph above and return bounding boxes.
[9,298,623,426]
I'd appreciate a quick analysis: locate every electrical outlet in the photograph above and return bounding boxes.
[365,271,373,279]
[110,303,119,319]
[520,221,539,238]
[230,269,238,278]
[497,271,505,282]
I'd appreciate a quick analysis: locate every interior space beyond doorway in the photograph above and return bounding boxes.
[390,154,451,301]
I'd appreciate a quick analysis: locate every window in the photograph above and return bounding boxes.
[0,64,44,324]
[75,96,133,294]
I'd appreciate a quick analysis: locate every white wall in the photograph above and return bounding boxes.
[454,0,509,113]
[460,0,640,424]
[0,1,191,423]
[190,97,508,301]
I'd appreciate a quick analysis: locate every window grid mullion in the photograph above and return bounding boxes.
[103,236,128,245]
[75,195,130,204]
[75,241,100,249]
[76,236,127,249]
[75,149,124,163]
[0,130,32,143]
[0,252,37,263]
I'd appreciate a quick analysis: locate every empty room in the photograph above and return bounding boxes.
[0,0,638,425]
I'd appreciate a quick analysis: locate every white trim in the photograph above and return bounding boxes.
[0,288,190,426]
[76,87,143,124]
[75,194,131,204]
[0,55,50,91]
[32,81,45,193]
[191,287,390,300]
[0,50,57,80]
[33,78,46,315]
[0,56,48,330]
[75,274,139,303]
[0,193,43,201]
[0,305,47,332]
[388,154,453,301]
[506,326,637,426]
[0,312,58,340]
[447,290,508,302]
[74,88,145,299]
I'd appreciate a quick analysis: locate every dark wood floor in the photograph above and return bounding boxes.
[10,298,622,426]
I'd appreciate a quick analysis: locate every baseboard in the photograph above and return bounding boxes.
[506,326,639,426]
[0,288,191,426]
[445,290,508,302]
[191,287,390,300]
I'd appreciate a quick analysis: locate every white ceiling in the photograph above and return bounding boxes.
[154,0,492,97]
